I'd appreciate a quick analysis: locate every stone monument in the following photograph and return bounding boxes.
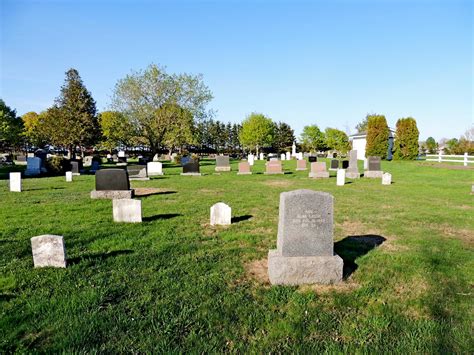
[382,172,392,185]
[296,160,307,171]
[9,172,21,192]
[365,156,383,178]
[91,169,133,199]
[147,162,163,176]
[65,171,73,182]
[25,157,41,176]
[113,199,142,223]
[31,235,67,268]
[210,202,231,226]
[127,165,149,180]
[181,161,201,176]
[237,161,252,175]
[337,169,345,186]
[309,162,329,178]
[346,150,360,179]
[215,156,231,172]
[265,160,284,174]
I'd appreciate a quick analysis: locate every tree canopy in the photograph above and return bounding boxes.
[300,125,325,152]
[239,113,274,154]
[324,128,350,153]
[393,117,419,160]
[272,122,295,153]
[0,99,23,150]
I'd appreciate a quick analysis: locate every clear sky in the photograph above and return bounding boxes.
[1,0,472,141]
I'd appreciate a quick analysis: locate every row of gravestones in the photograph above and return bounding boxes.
[29,189,345,285]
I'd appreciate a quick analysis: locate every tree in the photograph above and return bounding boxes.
[324,128,350,154]
[300,125,325,152]
[42,69,99,156]
[393,117,419,160]
[0,99,23,150]
[365,114,389,159]
[425,137,437,154]
[444,138,459,154]
[456,127,474,154]
[239,113,274,155]
[355,115,370,133]
[162,104,196,153]
[111,64,213,155]
[99,111,136,151]
[272,122,295,153]
[22,111,51,148]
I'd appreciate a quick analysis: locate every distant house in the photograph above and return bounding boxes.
[349,129,396,160]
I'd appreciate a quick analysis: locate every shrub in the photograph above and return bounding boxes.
[46,156,69,175]
[365,114,389,159]
[393,117,419,160]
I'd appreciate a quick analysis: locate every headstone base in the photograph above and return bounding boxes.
[268,250,343,285]
[72,173,81,176]
[129,177,150,181]
[116,162,128,166]
[364,171,383,178]
[24,170,40,176]
[346,171,360,179]
[148,172,163,176]
[296,168,307,171]
[309,172,330,178]
[215,167,231,172]
[180,173,202,176]
[237,172,252,175]
[90,190,134,199]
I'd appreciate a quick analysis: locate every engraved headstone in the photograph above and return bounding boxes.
[181,161,201,176]
[280,153,286,160]
[286,152,291,160]
[336,169,345,186]
[265,160,284,174]
[65,171,73,182]
[31,235,67,268]
[329,159,339,170]
[70,161,81,175]
[91,169,133,199]
[341,160,349,169]
[248,154,255,166]
[215,156,231,172]
[259,153,264,160]
[25,157,41,176]
[237,161,252,175]
[309,162,329,178]
[9,172,21,192]
[382,172,392,185]
[268,190,343,284]
[113,199,142,223]
[346,150,360,179]
[210,202,231,226]
[308,156,317,163]
[127,165,149,180]
[365,156,383,178]
[296,159,307,171]
[181,156,191,166]
[147,162,163,176]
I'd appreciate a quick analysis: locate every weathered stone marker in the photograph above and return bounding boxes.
[248,154,255,166]
[296,159,307,171]
[337,169,345,186]
[25,157,41,176]
[65,171,73,182]
[9,172,21,192]
[210,202,231,225]
[309,162,329,178]
[113,199,142,223]
[215,156,231,172]
[91,169,133,199]
[346,150,360,179]
[329,159,339,171]
[365,156,383,178]
[31,235,67,268]
[181,161,201,176]
[382,172,392,185]
[265,160,284,174]
[268,190,343,285]
[127,165,149,180]
[71,161,81,176]
[237,161,252,175]
[286,152,291,160]
[147,162,163,176]
[280,153,286,160]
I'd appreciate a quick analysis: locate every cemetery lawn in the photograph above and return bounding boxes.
[1,159,473,352]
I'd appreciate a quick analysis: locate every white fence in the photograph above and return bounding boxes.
[426,152,473,166]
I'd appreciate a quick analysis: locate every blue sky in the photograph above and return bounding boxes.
[1,0,472,140]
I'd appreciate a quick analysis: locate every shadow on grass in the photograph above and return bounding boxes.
[231,215,253,223]
[25,187,66,191]
[133,189,177,197]
[0,294,16,301]
[334,235,385,278]
[68,249,134,266]
[143,213,182,222]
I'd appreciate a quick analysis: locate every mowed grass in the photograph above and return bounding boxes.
[0,159,472,352]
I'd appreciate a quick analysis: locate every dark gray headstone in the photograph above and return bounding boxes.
[183,161,200,174]
[118,156,127,163]
[308,156,317,163]
[330,159,339,169]
[181,156,191,166]
[95,169,130,191]
[277,190,333,257]
[368,156,381,171]
[70,161,80,174]
[341,160,349,169]
[90,161,101,173]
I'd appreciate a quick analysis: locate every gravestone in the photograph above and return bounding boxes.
[329,159,339,170]
[268,190,343,285]
[308,156,317,163]
[286,152,291,160]
[70,161,81,175]
[90,161,101,173]
[309,162,329,178]
[118,150,126,158]
[341,160,349,169]
[181,161,201,176]
[16,155,27,164]
[346,150,360,179]
[9,172,21,192]
[382,172,392,185]
[336,169,345,186]
[292,142,296,156]
[65,171,73,182]
[153,154,160,162]
[181,156,191,166]
[210,202,231,226]
[259,153,264,160]
[91,169,133,199]
[265,160,284,174]
[31,235,67,268]
[237,161,252,175]
[127,165,149,180]
[112,154,119,163]
[113,199,142,223]
[25,157,41,176]
[83,156,93,167]
[280,153,286,160]
[248,154,255,166]
[147,162,163,176]
[365,156,383,178]
[297,152,303,160]
[215,156,231,172]
[296,160,307,171]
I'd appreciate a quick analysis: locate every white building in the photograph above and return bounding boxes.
[349,129,396,160]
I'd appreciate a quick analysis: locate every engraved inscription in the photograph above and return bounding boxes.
[291,210,323,228]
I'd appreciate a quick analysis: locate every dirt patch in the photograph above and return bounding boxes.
[262,180,293,188]
[199,188,225,194]
[419,162,474,170]
[245,259,270,284]
[134,187,173,196]
[299,281,359,294]
[436,224,474,247]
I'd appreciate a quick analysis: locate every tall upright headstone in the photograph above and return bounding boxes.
[280,153,286,161]
[113,199,142,223]
[210,202,232,225]
[259,153,265,160]
[365,156,383,178]
[268,190,343,285]
[346,150,360,179]
[31,235,67,268]
[292,142,296,157]
[248,154,255,166]
[9,172,21,192]
[329,159,339,171]
[336,169,345,186]
[286,152,291,160]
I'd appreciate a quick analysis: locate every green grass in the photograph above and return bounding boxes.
[0,159,472,352]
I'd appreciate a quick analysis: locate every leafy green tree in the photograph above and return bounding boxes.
[300,125,325,152]
[365,114,389,159]
[111,64,213,155]
[272,122,295,153]
[393,117,419,160]
[425,137,437,154]
[239,113,274,155]
[99,111,136,151]
[324,128,350,154]
[163,104,196,153]
[355,115,370,133]
[444,138,459,154]
[0,99,23,150]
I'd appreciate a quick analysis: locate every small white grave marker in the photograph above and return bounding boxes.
[113,199,142,223]
[147,162,163,176]
[336,169,345,186]
[31,235,67,268]
[382,172,392,185]
[9,172,21,192]
[65,171,73,182]
[210,202,231,226]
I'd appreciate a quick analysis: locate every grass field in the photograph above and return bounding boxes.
[0,159,473,352]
